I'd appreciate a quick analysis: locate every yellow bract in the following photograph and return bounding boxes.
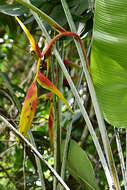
[16,16,36,52]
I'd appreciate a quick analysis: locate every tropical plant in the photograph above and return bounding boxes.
[0,0,127,190]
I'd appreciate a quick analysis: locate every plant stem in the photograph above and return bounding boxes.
[125,129,127,188]
[115,129,127,190]
[50,55,59,190]
[0,115,70,190]
[29,131,46,190]
[23,143,26,190]
[60,39,92,190]
[60,0,120,189]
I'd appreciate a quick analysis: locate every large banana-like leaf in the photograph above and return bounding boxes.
[91,0,127,128]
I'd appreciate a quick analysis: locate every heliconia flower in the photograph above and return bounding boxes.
[15,17,41,58]
[39,92,52,101]
[48,102,54,150]
[18,81,38,143]
[37,71,74,114]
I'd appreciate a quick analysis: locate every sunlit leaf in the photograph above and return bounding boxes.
[37,71,74,114]
[18,81,38,142]
[91,0,127,127]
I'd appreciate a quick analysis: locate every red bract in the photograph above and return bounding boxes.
[39,92,52,101]
[18,82,38,142]
[37,71,73,113]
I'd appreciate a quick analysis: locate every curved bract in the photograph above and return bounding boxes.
[18,81,38,143]
[91,1,127,127]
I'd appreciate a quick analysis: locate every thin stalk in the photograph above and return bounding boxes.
[60,0,120,189]
[0,115,70,190]
[23,143,26,190]
[29,131,46,190]
[23,6,113,189]
[115,129,127,189]
[53,96,61,190]
[60,39,92,190]
[50,55,59,190]
[53,41,64,185]
[56,42,64,190]
[55,41,62,175]
[58,40,64,130]
[125,129,127,188]
[60,83,80,190]
[54,97,61,185]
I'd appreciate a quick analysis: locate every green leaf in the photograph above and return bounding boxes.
[0,3,29,16]
[61,140,100,190]
[68,0,89,16]
[16,0,65,32]
[91,0,127,128]
[50,5,67,26]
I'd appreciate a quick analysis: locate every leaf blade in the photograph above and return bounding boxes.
[16,0,66,33]
[91,0,127,127]
[61,140,100,190]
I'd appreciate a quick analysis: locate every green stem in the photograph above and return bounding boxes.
[50,55,58,190]
[115,129,126,190]
[56,41,64,190]
[60,0,120,189]
[55,49,62,174]
[60,40,92,190]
